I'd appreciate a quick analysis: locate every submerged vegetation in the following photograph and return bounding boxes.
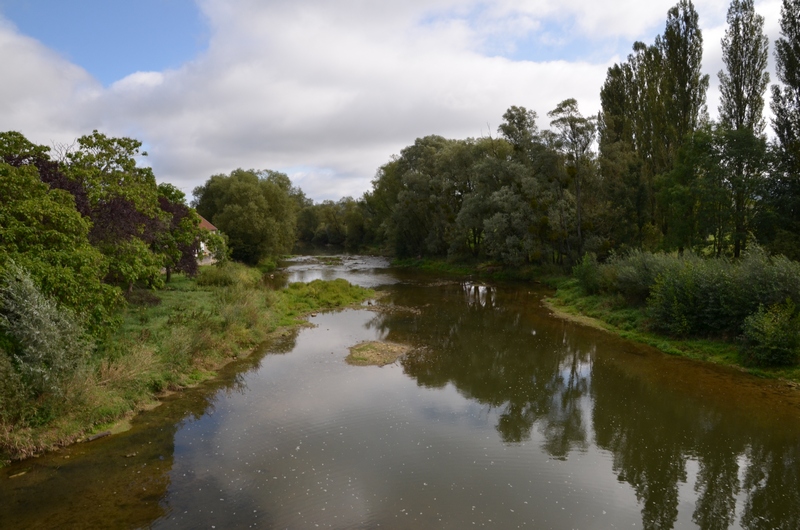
[345,341,410,367]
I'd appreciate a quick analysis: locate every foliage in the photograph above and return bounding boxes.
[719,0,770,134]
[0,131,91,217]
[767,0,800,261]
[196,262,263,288]
[200,229,231,263]
[0,161,120,334]
[65,131,165,290]
[740,299,800,366]
[601,250,685,305]
[548,98,597,252]
[154,183,202,281]
[297,197,366,249]
[281,279,374,317]
[193,169,296,264]
[573,253,601,295]
[0,263,93,426]
[647,248,800,336]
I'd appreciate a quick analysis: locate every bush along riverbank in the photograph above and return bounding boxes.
[0,262,374,463]
[392,250,800,384]
[547,248,800,383]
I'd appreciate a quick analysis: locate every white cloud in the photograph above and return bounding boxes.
[0,17,100,145]
[0,1,786,201]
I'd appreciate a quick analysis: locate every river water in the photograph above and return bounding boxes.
[2,256,800,529]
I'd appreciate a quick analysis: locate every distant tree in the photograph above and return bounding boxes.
[769,0,800,260]
[193,169,297,264]
[498,106,539,157]
[548,99,597,253]
[154,183,202,282]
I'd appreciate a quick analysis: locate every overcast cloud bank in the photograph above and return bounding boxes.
[0,0,785,201]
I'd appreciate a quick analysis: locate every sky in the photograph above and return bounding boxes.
[0,0,786,202]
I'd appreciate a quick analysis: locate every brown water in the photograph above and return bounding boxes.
[2,256,800,529]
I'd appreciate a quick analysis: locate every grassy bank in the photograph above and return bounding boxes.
[546,278,800,384]
[1,264,374,463]
[392,256,800,384]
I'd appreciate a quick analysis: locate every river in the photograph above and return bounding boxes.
[2,255,799,529]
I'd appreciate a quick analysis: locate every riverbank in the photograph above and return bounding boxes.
[0,264,374,463]
[551,283,800,384]
[391,257,563,285]
[393,257,800,385]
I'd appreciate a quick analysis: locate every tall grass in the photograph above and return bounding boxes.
[1,264,374,462]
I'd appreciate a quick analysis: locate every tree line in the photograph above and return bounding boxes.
[297,0,800,267]
[3,0,800,393]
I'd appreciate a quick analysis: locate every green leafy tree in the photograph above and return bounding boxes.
[659,0,710,151]
[769,0,800,260]
[719,0,770,133]
[716,0,770,257]
[0,162,119,334]
[65,131,165,290]
[193,169,297,264]
[548,99,597,254]
[154,183,203,282]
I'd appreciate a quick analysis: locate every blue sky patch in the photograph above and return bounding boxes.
[0,0,208,85]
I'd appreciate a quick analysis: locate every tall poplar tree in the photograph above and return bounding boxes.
[769,0,800,259]
[719,0,770,133]
[659,0,709,159]
[772,0,800,156]
[716,0,770,257]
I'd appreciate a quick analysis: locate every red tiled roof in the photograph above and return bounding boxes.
[198,215,217,231]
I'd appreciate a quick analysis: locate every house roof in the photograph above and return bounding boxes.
[198,215,217,231]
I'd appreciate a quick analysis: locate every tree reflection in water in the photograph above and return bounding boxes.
[370,280,800,529]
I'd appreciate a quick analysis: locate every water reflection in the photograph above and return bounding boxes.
[368,280,800,528]
[2,266,800,529]
[378,282,592,455]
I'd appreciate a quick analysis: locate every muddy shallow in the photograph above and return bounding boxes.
[2,256,799,529]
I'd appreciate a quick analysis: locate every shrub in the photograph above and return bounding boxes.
[257,257,278,273]
[573,253,600,295]
[602,250,685,304]
[740,300,800,367]
[196,262,263,288]
[0,263,93,399]
[647,247,800,337]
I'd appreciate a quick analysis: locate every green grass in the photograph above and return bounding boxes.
[276,279,374,326]
[547,279,800,383]
[1,266,375,463]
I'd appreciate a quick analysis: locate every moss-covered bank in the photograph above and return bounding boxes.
[0,264,374,463]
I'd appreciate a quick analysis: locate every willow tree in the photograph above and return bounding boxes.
[193,169,297,264]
